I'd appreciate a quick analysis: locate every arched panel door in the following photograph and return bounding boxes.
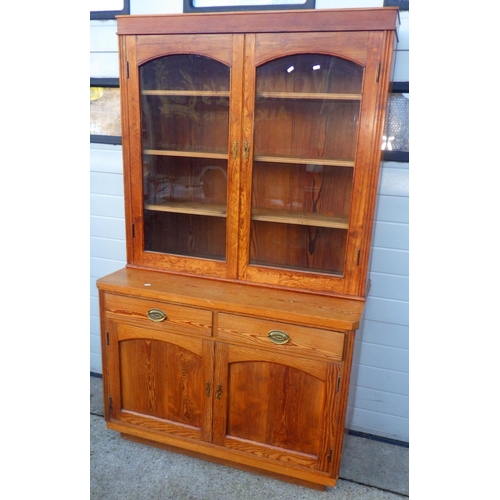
[122,35,245,278]
[105,321,214,444]
[213,342,340,478]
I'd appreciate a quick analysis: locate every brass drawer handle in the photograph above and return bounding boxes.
[147,308,167,322]
[268,330,290,345]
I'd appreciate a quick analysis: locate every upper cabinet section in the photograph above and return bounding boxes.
[117,9,399,298]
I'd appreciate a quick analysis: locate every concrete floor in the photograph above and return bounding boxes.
[90,375,408,499]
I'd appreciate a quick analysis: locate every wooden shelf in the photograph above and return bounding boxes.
[142,91,358,101]
[144,149,228,160]
[252,207,348,229]
[257,92,361,101]
[142,90,230,97]
[254,155,354,168]
[145,201,227,218]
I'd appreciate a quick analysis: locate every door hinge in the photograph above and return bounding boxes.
[376,61,381,83]
[356,249,361,266]
[126,61,130,78]
[327,448,333,463]
[108,397,113,413]
[132,223,135,237]
[106,332,110,345]
[336,376,341,393]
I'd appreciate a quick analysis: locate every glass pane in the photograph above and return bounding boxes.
[90,87,121,136]
[254,99,360,160]
[383,93,409,152]
[250,221,347,274]
[140,55,230,260]
[256,54,363,94]
[140,55,230,153]
[193,1,306,6]
[251,54,363,275]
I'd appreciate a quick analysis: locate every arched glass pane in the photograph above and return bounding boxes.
[250,54,363,275]
[140,55,230,260]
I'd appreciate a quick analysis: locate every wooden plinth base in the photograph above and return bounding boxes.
[121,433,332,491]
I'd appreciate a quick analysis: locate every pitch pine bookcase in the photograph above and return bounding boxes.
[97,7,399,490]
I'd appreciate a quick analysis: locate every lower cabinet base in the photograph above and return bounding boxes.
[98,269,364,492]
[120,432,336,491]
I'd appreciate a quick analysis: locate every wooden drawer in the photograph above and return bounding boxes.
[104,293,213,337]
[217,313,344,361]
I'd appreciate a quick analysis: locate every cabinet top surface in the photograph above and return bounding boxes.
[116,7,400,36]
[97,268,364,331]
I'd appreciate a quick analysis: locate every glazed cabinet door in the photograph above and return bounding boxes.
[105,320,214,443]
[212,343,340,477]
[238,31,393,296]
[121,34,245,278]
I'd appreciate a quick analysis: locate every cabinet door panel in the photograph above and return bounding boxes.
[213,343,339,473]
[106,321,214,442]
[124,34,245,278]
[239,38,365,292]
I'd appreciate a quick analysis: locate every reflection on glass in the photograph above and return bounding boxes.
[144,157,228,207]
[383,93,409,152]
[90,87,121,136]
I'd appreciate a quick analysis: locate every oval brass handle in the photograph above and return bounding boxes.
[267,330,290,345]
[147,308,167,322]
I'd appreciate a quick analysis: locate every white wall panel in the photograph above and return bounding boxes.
[90,294,100,317]
[91,236,127,261]
[91,194,125,218]
[353,387,408,419]
[90,310,100,333]
[350,408,408,441]
[372,221,409,250]
[369,273,409,301]
[90,21,118,52]
[397,11,409,51]
[357,321,408,349]
[370,248,408,276]
[354,365,409,396]
[90,277,99,298]
[393,50,409,82]
[379,165,409,197]
[90,216,126,240]
[375,195,408,224]
[90,53,120,79]
[91,353,103,374]
[90,255,126,276]
[363,297,409,325]
[90,172,124,196]
[358,343,408,373]
[90,329,101,352]
[90,145,123,174]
